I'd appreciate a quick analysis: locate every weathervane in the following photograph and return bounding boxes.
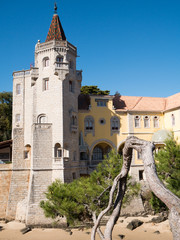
[54,1,57,14]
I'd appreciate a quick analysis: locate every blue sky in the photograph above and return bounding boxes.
[1,0,180,97]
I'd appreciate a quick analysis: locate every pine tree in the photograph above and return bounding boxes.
[150,134,180,212]
[40,150,140,226]
[155,135,180,198]
[81,85,110,95]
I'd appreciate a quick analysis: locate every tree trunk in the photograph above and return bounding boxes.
[124,136,180,240]
[91,136,180,240]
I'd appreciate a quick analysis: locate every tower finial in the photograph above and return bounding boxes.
[54,1,57,14]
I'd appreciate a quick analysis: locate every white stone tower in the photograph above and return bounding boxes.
[7,4,82,225]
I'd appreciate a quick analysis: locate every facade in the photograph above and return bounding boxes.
[0,6,180,225]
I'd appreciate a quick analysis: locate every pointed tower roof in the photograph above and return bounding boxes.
[45,4,66,42]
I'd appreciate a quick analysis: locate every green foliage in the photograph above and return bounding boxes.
[0,92,12,141]
[149,192,167,213]
[150,134,180,211]
[155,135,180,198]
[40,150,139,225]
[81,85,110,95]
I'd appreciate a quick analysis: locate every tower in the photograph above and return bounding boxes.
[7,5,82,225]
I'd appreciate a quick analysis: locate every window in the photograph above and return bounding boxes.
[144,116,150,128]
[69,60,73,69]
[137,151,142,159]
[99,118,106,125]
[139,170,144,181]
[111,116,119,130]
[16,84,21,95]
[85,116,94,130]
[96,100,107,107]
[92,146,103,160]
[171,114,175,126]
[54,143,62,158]
[43,57,49,67]
[110,116,120,135]
[38,114,47,123]
[15,114,20,123]
[153,116,159,128]
[84,116,94,135]
[80,152,87,160]
[71,116,77,125]
[72,172,76,180]
[69,81,73,92]
[73,151,76,161]
[24,145,31,159]
[43,78,49,91]
[134,116,140,128]
[56,56,63,67]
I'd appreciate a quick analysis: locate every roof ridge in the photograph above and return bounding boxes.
[130,96,143,110]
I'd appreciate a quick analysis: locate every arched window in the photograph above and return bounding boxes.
[43,57,49,67]
[38,114,47,123]
[171,114,175,126]
[54,143,62,158]
[144,116,150,128]
[24,144,31,159]
[110,116,120,135]
[56,56,63,67]
[111,116,119,130]
[134,116,140,128]
[153,116,159,128]
[85,116,94,130]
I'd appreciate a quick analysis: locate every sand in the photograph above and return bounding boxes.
[0,215,173,240]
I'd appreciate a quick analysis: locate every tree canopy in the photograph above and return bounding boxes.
[40,150,139,226]
[150,134,180,212]
[0,92,12,142]
[155,135,180,198]
[81,85,110,95]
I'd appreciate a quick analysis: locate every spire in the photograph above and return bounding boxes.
[45,3,66,42]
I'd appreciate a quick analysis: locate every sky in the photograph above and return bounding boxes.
[1,0,180,97]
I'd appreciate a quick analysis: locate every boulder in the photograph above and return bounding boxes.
[126,219,143,230]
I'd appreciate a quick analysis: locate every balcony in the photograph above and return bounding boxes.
[30,67,39,86]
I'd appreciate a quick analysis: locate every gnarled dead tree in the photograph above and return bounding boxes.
[91,136,180,240]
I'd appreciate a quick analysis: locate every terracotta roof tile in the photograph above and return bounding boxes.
[45,14,66,42]
[165,92,180,111]
[115,96,166,112]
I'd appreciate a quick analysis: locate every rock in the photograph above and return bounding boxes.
[0,226,4,231]
[150,215,167,223]
[126,219,144,230]
[119,220,124,223]
[20,227,32,234]
[118,234,125,239]
[154,230,160,234]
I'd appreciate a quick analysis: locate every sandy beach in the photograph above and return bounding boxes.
[0,215,173,240]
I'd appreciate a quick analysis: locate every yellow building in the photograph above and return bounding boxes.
[78,92,180,181]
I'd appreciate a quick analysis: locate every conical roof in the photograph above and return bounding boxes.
[45,13,66,42]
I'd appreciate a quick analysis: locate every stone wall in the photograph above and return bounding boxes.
[0,164,12,219]
[6,128,30,220]
[26,123,53,225]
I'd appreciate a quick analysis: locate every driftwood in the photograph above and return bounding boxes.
[91,136,180,240]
